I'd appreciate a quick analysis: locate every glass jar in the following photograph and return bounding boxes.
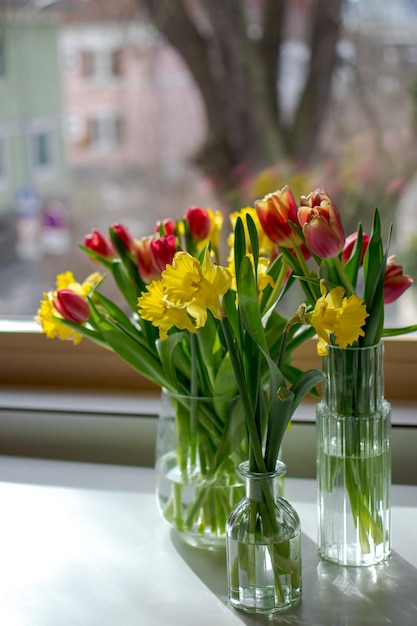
[155,389,247,548]
[316,342,391,566]
[226,461,302,613]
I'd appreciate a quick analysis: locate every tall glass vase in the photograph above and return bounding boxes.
[316,342,391,566]
[226,461,302,613]
[155,389,247,548]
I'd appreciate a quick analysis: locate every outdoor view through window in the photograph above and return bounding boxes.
[1,0,417,329]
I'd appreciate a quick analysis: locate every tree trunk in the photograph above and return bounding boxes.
[140,0,343,202]
[287,0,343,160]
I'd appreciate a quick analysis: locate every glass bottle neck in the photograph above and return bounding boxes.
[238,461,286,502]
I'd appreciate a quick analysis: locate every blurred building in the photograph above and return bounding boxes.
[0,0,68,263]
[61,0,207,179]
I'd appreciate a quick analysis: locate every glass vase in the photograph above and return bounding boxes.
[317,342,391,566]
[226,461,302,613]
[155,389,247,548]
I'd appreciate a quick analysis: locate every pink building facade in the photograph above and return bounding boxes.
[61,22,207,174]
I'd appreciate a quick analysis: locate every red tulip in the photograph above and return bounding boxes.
[53,290,90,323]
[185,206,211,242]
[342,231,370,265]
[384,255,413,304]
[298,188,345,258]
[255,186,301,247]
[136,237,159,282]
[155,219,177,236]
[84,229,115,260]
[112,223,135,251]
[150,234,178,274]
[136,234,178,282]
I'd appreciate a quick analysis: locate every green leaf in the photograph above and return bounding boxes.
[238,256,268,353]
[246,213,259,269]
[195,313,223,390]
[222,289,242,352]
[212,353,239,399]
[362,209,388,345]
[51,316,108,348]
[111,259,140,311]
[79,244,114,270]
[88,298,166,386]
[343,224,363,289]
[290,369,324,411]
[265,387,294,471]
[382,325,417,337]
[155,332,187,391]
[233,217,246,293]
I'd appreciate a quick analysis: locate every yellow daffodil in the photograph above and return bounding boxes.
[305,280,368,356]
[35,271,102,344]
[333,294,369,349]
[56,270,102,297]
[188,248,232,326]
[138,249,232,338]
[138,279,196,340]
[160,251,201,305]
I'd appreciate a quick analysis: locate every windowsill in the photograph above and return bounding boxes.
[0,385,416,426]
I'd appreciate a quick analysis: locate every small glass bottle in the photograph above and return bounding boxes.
[226,461,302,613]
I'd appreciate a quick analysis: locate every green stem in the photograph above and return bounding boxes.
[189,333,199,470]
[263,257,288,314]
[221,317,266,473]
[294,246,317,305]
[331,255,355,297]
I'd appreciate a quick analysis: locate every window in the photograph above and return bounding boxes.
[29,125,56,179]
[80,48,123,82]
[86,113,124,152]
[0,0,416,430]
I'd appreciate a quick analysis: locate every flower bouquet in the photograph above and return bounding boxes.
[255,186,416,565]
[36,203,320,547]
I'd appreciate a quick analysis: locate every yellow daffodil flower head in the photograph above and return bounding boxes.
[333,294,369,349]
[305,280,368,356]
[35,271,102,345]
[160,251,201,305]
[138,249,232,339]
[138,279,196,340]
[192,247,232,323]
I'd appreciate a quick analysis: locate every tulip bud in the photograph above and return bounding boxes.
[136,237,159,283]
[150,234,178,274]
[255,186,301,247]
[342,231,370,265]
[155,219,176,236]
[53,289,90,323]
[384,255,413,304]
[136,234,178,282]
[112,223,135,252]
[185,206,211,242]
[298,188,345,258]
[84,229,115,260]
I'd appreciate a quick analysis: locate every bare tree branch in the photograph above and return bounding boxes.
[289,0,343,159]
[259,0,287,118]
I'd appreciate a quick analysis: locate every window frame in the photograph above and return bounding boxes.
[1,322,416,402]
